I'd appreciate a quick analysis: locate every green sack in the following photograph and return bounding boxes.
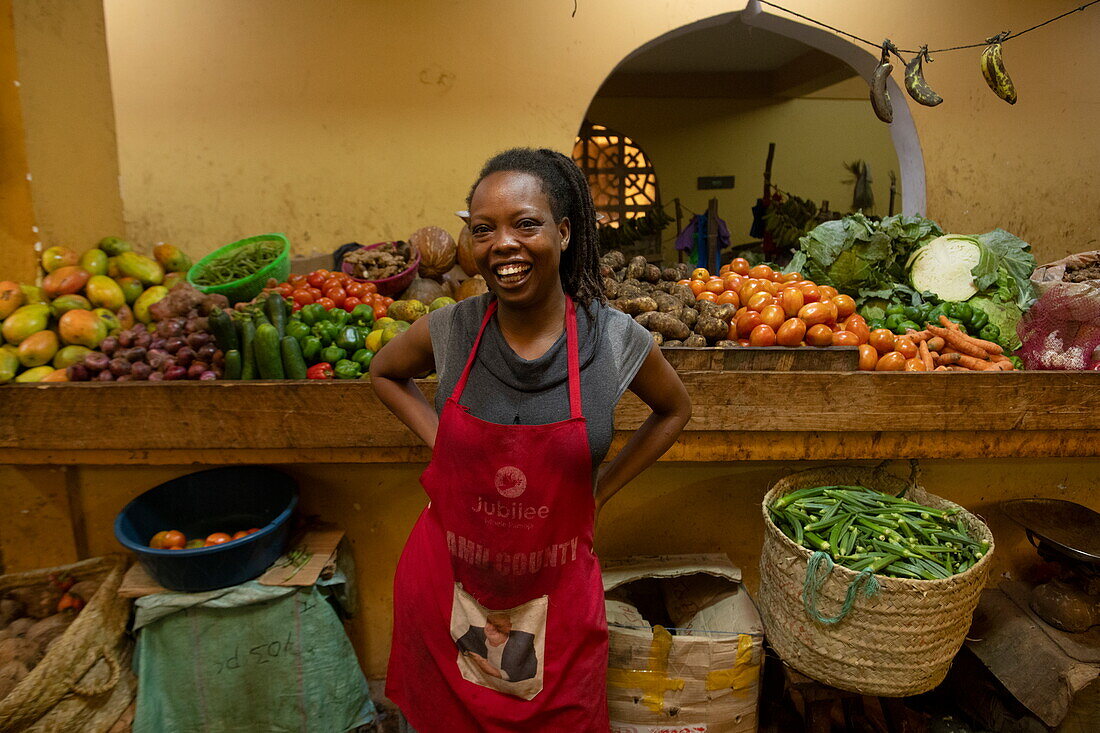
[133,581,373,732]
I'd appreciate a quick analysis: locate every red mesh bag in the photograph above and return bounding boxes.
[1018,251,1100,370]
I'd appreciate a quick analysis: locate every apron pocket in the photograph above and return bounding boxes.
[450,585,547,700]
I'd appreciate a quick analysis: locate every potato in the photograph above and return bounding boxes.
[0,637,40,667]
[716,340,740,348]
[695,316,728,343]
[614,297,658,316]
[601,250,626,270]
[643,264,662,283]
[661,267,681,282]
[671,284,696,307]
[649,331,664,346]
[655,280,674,293]
[602,278,619,300]
[0,600,22,628]
[635,311,690,341]
[676,262,692,279]
[654,293,680,313]
[664,339,683,347]
[684,334,708,348]
[625,256,648,281]
[26,614,72,648]
[612,268,625,282]
[599,264,615,279]
[616,284,645,300]
[711,303,737,323]
[680,306,699,329]
[0,660,29,700]
[6,587,62,620]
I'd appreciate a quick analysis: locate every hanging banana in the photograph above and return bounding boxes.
[869,41,895,123]
[904,46,943,107]
[980,35,1017,105]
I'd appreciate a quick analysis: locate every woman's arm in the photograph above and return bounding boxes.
[369,314,440,448]
[595,342,691,513]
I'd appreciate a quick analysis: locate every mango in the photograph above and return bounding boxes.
[49,294,91,318]
[2,304,50,345]
[17,329,59,367]
[41,246,79,273]
[42,266,91,299]
[116,251,164,286]
[92,307,121,336]
[0,281,25,319]
[154,243,192,273]
[58,309,107,348]
[115,276,143,304]
[0,348,19,384]
[14,365,55,383]
[20,284,47,305]
[86,275,126,310]
[106,256,121,278]
[162,272,187,290]
[40,368,69,382]
[53,344,91,369]
[429,296,456,312]
[79,248,109,276]
[134,285,168,324]
[116,304,135,331]
[0,343,16,357]
[98,236,132,257]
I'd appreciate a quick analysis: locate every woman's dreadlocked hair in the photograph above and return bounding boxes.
[466,147,606,306]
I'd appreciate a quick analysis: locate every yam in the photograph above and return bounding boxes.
[684,334,707,348]
[642,264,662,283]
[601,250,626,270]
[614,297,657,316]
[0,637,41,667]
[695,316,728,343]
[0,660,29,700]
[26,613,73,648]
[649,331,664,346]
[635,311,690,341]
[663,340,683,347]
[6,587,62,620]
[661,267,681,282]
[625,256,648,281]
[680,306,699,329]
[0,599,22,628]
[653,293,680,313]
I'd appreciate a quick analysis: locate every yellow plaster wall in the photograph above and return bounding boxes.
[10,0,124,255]
[584,95,900,262]
[0,0,37,283]
[103,0,1098,265]
[48,459,1100,679]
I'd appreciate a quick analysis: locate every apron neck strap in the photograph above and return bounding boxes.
[452,295,583,420]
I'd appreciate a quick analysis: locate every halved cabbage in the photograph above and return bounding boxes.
[906,235,989,301]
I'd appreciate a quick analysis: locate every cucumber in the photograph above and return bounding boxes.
[280,336,307,379]
[254,323,284,379]
[208,307,239,351]
[265,294,288,338]
[238,318,257,380]
[224,349,242,380]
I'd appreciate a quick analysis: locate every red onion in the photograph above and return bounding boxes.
[116,374,132,382]
[196,343,217,362]
[67,364,90,381]
[125,346,147,363]
[96,370,115,382]
[131,362,153,380]
[187,362,208,379]
[117,330,135,348]
[187,332,211,349]
[163,365,187,381]
[175,347,194,366]
[84,352,110,372]
[134,332,152,349]
[165,337,185,355]
[147,371,165,381]
[109,358,132,376]
[199,370,217,381]
[99,336,119,356]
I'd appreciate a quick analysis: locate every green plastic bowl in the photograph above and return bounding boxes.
[186,234,291,303]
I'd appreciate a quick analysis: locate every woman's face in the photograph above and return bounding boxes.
[468,171,569,310]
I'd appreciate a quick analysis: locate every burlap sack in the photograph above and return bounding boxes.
[758,466,993,697]
[0,555,133,732]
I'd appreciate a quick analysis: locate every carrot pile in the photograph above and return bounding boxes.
[907,316,1016,372]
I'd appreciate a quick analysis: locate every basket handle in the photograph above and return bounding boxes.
[70,644,121,697]
[871,459,921,498]
[802,551,880,625]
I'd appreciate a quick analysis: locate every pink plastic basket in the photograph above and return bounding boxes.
[340,241,420,297]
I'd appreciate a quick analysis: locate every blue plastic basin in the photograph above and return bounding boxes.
[114,466,298,592]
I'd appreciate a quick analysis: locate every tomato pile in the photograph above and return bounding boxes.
[680,258,864,348]
[149,528,260,550]
[268,269,395,319]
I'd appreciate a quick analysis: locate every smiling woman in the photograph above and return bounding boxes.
[370,149,692,731]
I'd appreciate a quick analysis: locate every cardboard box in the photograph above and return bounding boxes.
[603,554,764,733]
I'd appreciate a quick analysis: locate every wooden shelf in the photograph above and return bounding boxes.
[3,372,1098,464]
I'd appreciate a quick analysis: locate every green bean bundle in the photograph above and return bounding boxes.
[768,485,988,580]
[192,240,284,286]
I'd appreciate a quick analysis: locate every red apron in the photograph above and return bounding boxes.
[387,296,609,732]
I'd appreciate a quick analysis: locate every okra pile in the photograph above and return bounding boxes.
[769,485,989,580]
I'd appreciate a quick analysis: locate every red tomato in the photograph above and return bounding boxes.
[760,304,786,331]
[306,271,329,289]
[832,294,857,319]
[748,264,774,281]
[739,280,763,305]
[323,276,344,292]
[373,304,388,318]
[722,273,743,292]
[231,530,249,540]
[719,264,731,275]
[291,289,315,306]
[893,336,918,359]
[696,291,718,303]
[868,329,896,354]
[689,280,707,296]
[778,288,805,319]
[858,344,879,371]
[800,284,822,303]
[316,297,336,310]
[832,331,860,347]
[797,302,833,326]
[776,318,807,346]
[805,324,834,347]
[362,282,378,295]
[818,285,839,300]
[205,533,231,546]
[343,296,362,312]
[382,297,393,306]
[323,287,347,307]
[307,286,323,298]
[345,282,368,298]
[691,268,710,281]
[275,283,294,297]
[716,290,740,307]
[291,302,303,312]
[704,278,725,295]
[904,357,927,371]
[875,351,907,371]
[749,324,777,347]
[735,310,763,338]
[843,314,870,344]
[729,258,750,276]
[782,271,802,283]
[287,274,307,288]
[747,292,774,312]
[737,338,751,347]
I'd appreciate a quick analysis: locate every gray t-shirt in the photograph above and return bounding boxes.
[428,293,652,466]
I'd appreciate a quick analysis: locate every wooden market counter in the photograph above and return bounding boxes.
[3,371,1100,680]
[3,371,1100,464]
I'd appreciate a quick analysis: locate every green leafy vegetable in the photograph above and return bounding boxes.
[972,229,1036,309]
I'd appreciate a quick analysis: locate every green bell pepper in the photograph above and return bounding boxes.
[333,359,361,379]
[902,306,923,323]
[967,309,989,331]
[945,302,973,324]
[328,308,350,327]
[335,325,364,352]
[927,305,947,324]
[1009,355,1024,370]
[300,335,323,363]
[286,319,311,341]
[349,304,375,328]
[885,303,906,316]
[867,319,886,332]
[352,348,375,370]
[884,313,906,332]
[299,302,328,326]
[321,345,347,364]
[896,320,922,335]
[312,320,340,344]
[979,323,1001,343]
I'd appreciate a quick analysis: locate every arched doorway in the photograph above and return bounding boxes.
[576,4,926,264]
